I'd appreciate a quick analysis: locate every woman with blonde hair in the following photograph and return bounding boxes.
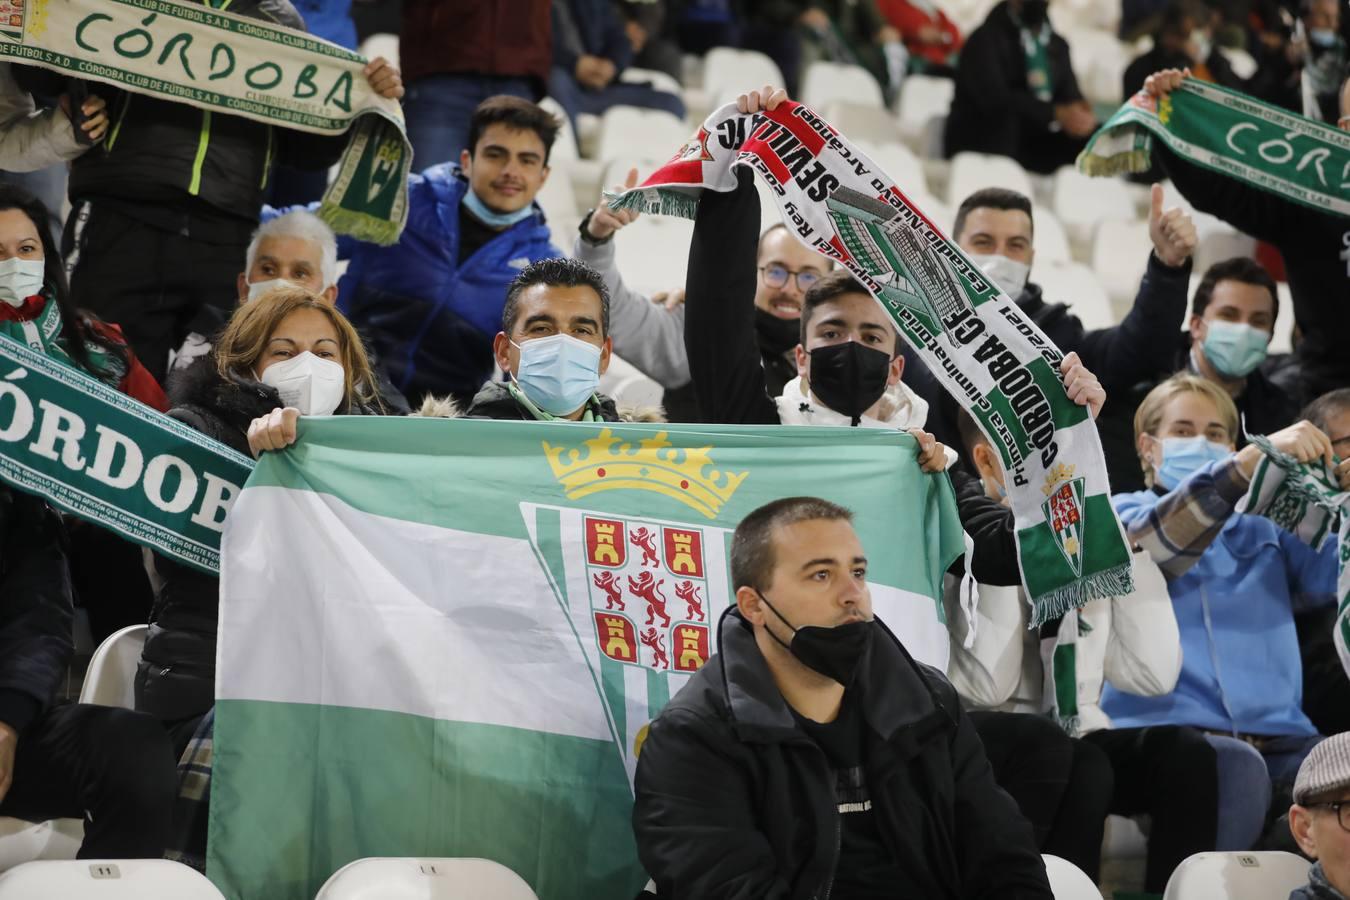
[138,288,383,748]
[1102,372,1347,851]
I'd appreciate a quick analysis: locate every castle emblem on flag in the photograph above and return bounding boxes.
[542,429,749,519]
[1042,464,1086,577]
[580,515,713,673]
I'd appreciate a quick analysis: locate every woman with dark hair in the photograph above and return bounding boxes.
[0,182,167,409]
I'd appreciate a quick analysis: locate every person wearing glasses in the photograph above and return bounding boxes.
[574,166,830,421]
[1290,734,1350,900]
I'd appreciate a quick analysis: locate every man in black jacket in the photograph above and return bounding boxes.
[23,0,405,383]
[944,0,1097,173]
[0,488,177,857]
[1142,67,1350,404]
[1098,256,1300,491]
[634,496,1053,899]
[466,257,624,421]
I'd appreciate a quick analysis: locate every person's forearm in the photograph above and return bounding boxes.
[1127,457,1250,578]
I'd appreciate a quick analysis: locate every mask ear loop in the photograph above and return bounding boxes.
[755,589,798,653]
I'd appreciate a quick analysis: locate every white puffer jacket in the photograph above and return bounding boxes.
[943,548,1182,736]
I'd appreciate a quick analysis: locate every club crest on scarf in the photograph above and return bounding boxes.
[1042,464,1087,578]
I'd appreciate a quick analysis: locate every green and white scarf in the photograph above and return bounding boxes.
[0,332,253,572]
[608,100,1135,624]
[1236,434,1350,676]
[1078,78,1350,217]
[0,0,411,244]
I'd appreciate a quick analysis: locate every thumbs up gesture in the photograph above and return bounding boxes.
[1148,183,1197,268]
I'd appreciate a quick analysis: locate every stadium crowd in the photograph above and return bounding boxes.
[0,0,1348,897]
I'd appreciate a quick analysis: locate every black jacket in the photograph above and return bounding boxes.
[1121,47,1247,101]
[1155,144,1350,403]
[944,2,1083,172]
[136,355,378,724]
[634,609,1051,900]
[0,489,73,736]
[464,379,622,421]
[59,0,344,229]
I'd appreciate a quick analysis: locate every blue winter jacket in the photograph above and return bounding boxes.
[338,164,561,405]
[290,0,357,49]
[1102,467,1338,738]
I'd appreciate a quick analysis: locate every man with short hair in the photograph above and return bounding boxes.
[1288,733,1350,898]
[574,168,831,419]
[340,95,564,410]
[948,184,1194,390]
[1142,69,1350,402]
[466,257,621,421]
[1098,256,1298,492]
[634,496,1054,899]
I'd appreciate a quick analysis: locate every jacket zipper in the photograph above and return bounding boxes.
[819,811,841,900]
[105,95,132,150]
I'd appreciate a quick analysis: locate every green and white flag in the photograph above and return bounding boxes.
[0,0,411,244]
[607,100,1134,624]
[1078,79,1350,217]
[210,417,964,900]
[1236,434,1350,676]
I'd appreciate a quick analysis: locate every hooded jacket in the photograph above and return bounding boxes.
[338,164,563,408]
[136,354,378,724]
[55,0,346,229]
[634,608,1052,900]
[464,379,623,422]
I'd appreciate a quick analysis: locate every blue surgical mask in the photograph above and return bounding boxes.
[462,187,535,229]
[1309,28,1339,49]
[1153,435,1231,490]
[1202,319,1269,379]
[511,334,602,416]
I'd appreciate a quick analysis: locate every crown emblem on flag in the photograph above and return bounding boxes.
[542,429,748,519]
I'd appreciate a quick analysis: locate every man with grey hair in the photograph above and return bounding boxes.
[1289,732,1350,899]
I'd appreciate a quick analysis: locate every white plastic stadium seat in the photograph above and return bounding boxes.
[896,75,954,150]
[1033,263,1116,330]
[1090,218,1155,307]
[315,858,539,900]
[595,107,691,165]
[0,859,225,898]
[614,218,696,297]
[702,48,785,106]
[534,166,581,222]
[946,152,1036,208]
[1042,854,1102,899]
[1162,851,1310,900]
[1052,166,1137,235]
[536,97,579,164]
[78,624,147,710]
[824,102,903,145]
[0,819,82,873]
[801,62,885,110]
[1032,208,1072,266]
[599,354,666,411]
[855,141,928,198]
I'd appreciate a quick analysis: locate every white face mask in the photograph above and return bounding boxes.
[246,278,301,302]
[0,257,46,308]
[258,351,346,416]
[968,253,1030,299]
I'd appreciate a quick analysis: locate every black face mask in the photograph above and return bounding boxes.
[1018,0,1049,26]
[755,307,801,357]
[758,591,874,687]
[807,341,892,425]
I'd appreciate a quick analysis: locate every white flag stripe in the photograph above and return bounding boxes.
[218,487,613,742]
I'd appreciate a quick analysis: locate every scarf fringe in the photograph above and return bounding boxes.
[317,202,400,247]
[605,188,701,221]
[1028,561,1134,628]
[1074,146,1151,179]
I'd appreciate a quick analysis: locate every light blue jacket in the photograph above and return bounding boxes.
[1102,465,1338,737]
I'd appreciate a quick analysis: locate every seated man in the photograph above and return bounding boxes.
[0,489,176,857]
[548,0,686,136]
[944,0,1096,173]
[574,167,831,421]
[465,257,623,422]
[634,496,1053,899]
[1290,733,1350,900]
[340,96,564,410]
[1098,256,1298,492]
